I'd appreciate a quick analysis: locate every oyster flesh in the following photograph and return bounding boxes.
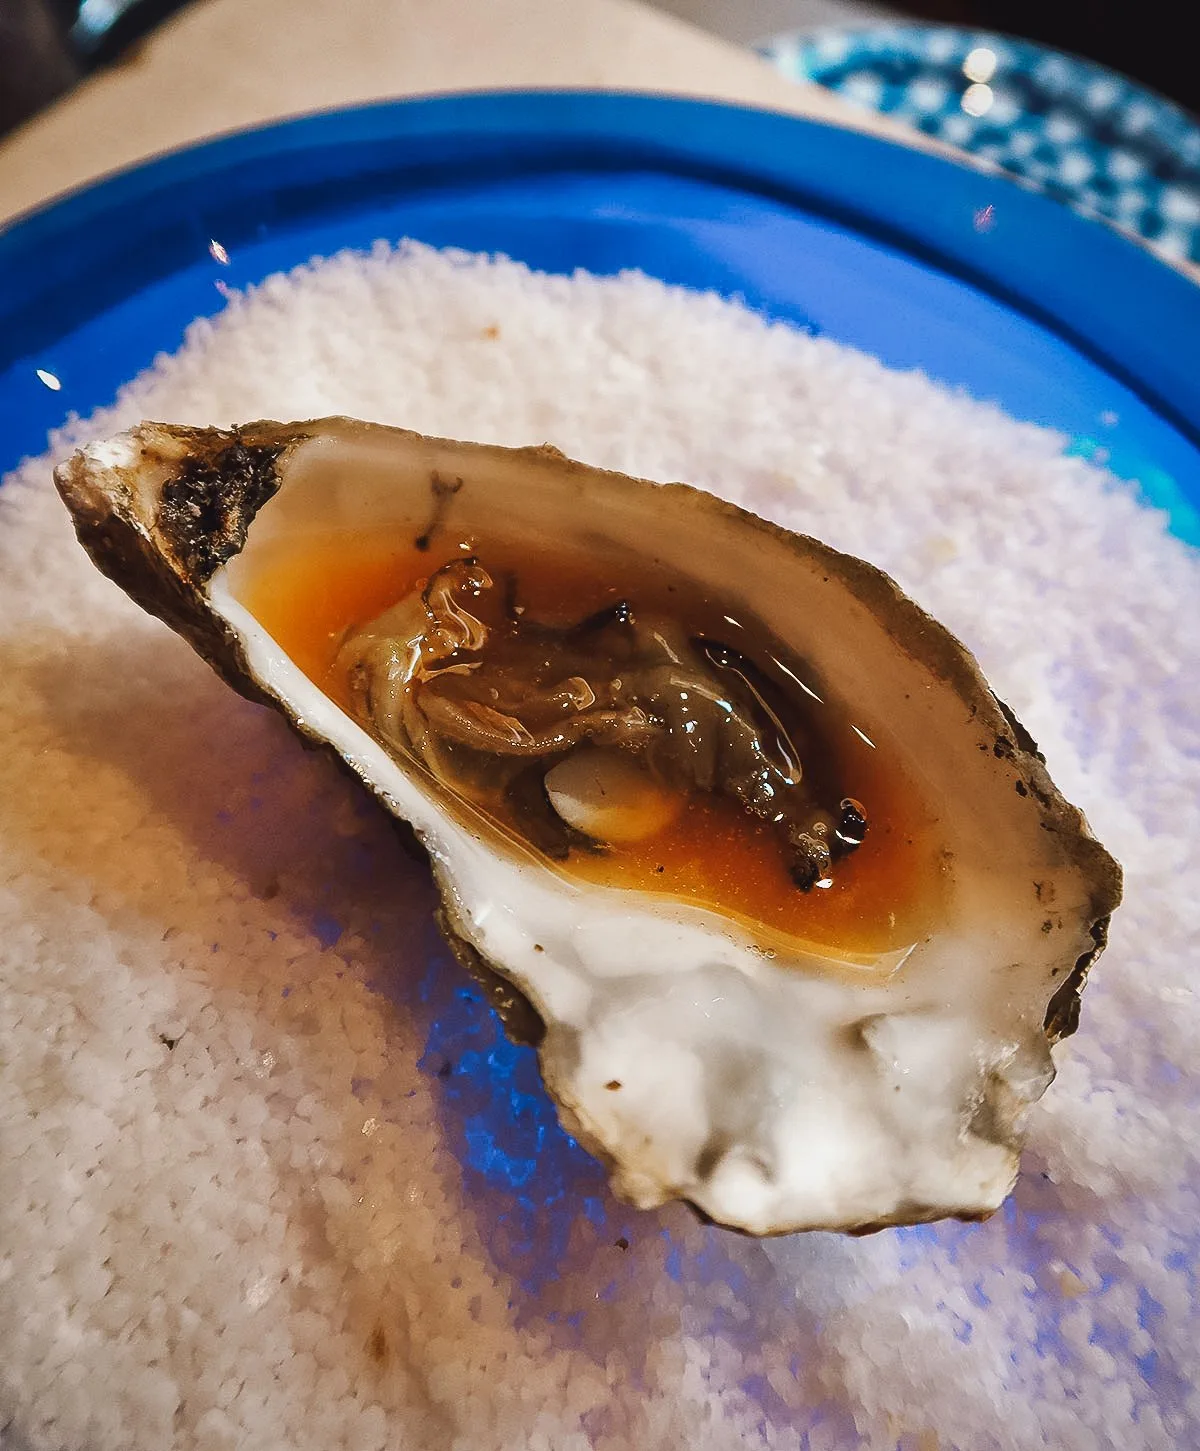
[55,418,1121,1235]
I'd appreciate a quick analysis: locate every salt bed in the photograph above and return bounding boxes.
[1,242,1198,1451]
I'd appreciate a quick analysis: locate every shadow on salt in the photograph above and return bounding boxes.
[20,628,1164,1435]
[14,633,834,1409]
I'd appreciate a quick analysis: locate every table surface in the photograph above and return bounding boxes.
[0,0,946,228]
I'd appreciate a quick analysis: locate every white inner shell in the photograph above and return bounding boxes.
[107,423,1090,1232]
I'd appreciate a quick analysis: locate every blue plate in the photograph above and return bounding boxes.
[2,89,1200,543]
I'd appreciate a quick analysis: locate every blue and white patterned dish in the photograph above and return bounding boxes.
[759,24,1200,265]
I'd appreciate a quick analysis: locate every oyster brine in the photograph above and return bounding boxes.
[55,418,1121,1235]
[247,525,936,961]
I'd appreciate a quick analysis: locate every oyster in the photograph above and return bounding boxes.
[55,418,1120,1235]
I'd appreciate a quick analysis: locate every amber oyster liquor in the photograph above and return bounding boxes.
[54,417,1120,1235]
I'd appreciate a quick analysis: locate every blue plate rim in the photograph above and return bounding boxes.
[2,88,1199,453]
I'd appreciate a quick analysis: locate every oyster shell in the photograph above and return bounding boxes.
[54,418,1120,1235]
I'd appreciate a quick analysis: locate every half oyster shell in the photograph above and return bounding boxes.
[55,418,1121,1235]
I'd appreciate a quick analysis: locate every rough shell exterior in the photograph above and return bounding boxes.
[54,418,1122,1235]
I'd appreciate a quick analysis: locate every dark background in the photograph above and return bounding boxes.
[911,0,1198,120]
[1,0,1198,141]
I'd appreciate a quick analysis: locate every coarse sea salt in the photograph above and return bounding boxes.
[1,242,1198,1451]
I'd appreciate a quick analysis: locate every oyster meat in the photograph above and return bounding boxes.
[55,418,1121,1235]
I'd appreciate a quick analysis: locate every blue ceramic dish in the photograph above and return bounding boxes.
[2,91,1198,538]
[2,91,1199,1399]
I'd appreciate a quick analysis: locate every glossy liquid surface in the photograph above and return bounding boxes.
[241,529,943,959]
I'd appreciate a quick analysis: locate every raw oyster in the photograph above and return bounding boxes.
[55,418,1121,1235]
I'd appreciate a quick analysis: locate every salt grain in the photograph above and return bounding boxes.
[1,243,1198,1449]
